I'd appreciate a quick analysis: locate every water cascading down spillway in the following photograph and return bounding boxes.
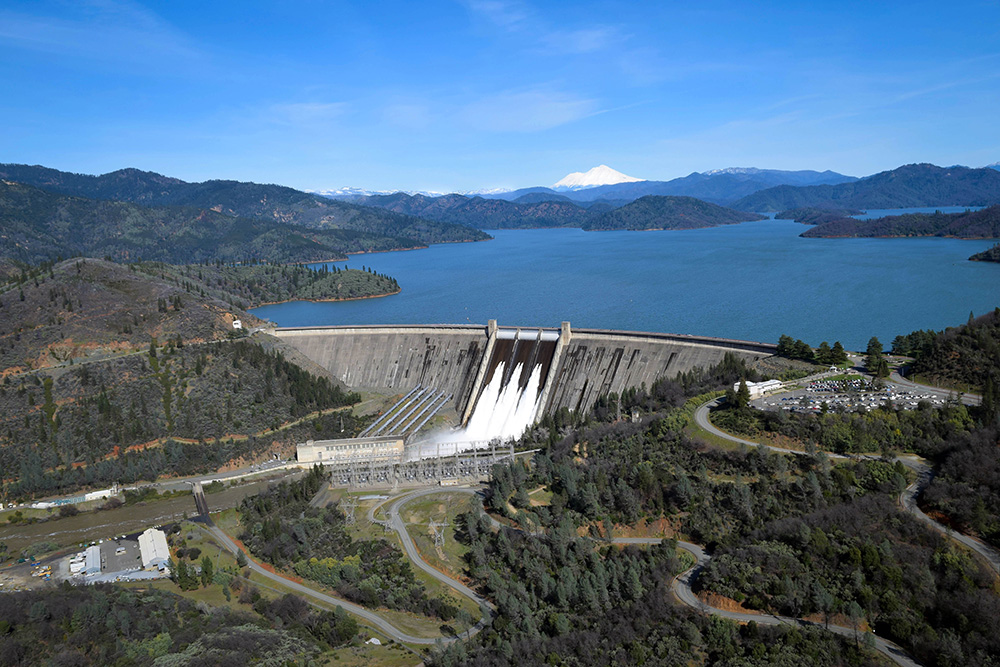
[462,327,559,441]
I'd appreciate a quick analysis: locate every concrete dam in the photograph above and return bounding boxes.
[274,322,776,436]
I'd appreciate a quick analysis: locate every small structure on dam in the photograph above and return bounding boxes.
[276,320,776,438]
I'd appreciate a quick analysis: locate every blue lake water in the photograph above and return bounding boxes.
[251,217,1000,352]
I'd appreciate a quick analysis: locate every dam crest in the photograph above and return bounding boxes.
[274,321,776,434]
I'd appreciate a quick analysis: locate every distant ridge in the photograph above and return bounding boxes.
[732,163,1000,212]
[0,163,489,249]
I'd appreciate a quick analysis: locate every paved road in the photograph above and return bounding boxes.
[890,370,981,406]
[694,397,1000,576]
[379,488,496,634]
[664,538,922,667]
[205,522,449,645]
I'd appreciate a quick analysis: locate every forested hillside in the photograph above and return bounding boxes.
[0,180,424,265]
[734,164,1000,212]
[801,205,1000,238]
[0,584,335,665]
[0,163,489,247]
[583,195,765,230]
[891,308,1000,391]
[775,207,863,224]
[0,258,258,373]
[428,349,1000,666]
[0,339,361,499]
[359,192,593,229]
[134,261,400,308]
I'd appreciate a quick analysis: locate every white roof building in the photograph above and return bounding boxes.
[83,545,102,575]
[139,528,170,570]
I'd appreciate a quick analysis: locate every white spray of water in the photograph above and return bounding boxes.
[407,360,544,460]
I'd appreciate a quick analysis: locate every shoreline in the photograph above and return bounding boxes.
[251,287,401,308]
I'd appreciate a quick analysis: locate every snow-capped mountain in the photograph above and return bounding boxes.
[987,162,1000,171]
[553,165,643,190]
[704,167,769,176]
[311,186,512,199]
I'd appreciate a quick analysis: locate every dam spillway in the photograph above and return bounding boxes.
[273,321,777,429]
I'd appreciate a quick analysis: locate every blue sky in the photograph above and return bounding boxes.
[2,1,999,193]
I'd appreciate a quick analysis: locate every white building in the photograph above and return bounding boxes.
[297,436,405,465]
[733,379,784,399]
[82,545,102,575]
[139,528,170,571]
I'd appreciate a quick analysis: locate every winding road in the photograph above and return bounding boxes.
[201,389,998,664]
[694,397,1000,575]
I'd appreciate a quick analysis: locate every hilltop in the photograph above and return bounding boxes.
[0,180,433,265]
[0,258,399,374]
[733,163,1000,212]
[358,192,592,229]
[800,205,1000,238]
[775,207,864,224]
[582,195,766,230]
[0,163,489,252]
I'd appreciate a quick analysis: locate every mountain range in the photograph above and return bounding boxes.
[0,164,490,265]
[732,163,1000,212]
[3,161,1000,267]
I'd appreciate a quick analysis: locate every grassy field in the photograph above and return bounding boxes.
[317,642,423,667]
[399,492,477,584]
[207,503,474,640]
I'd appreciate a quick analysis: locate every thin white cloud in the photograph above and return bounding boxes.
[268,102,349,127]
[540,27,622,54]
[464,0,531,29]
[0,0,201,64]
[460,89,599,132]
[381,103,433,130]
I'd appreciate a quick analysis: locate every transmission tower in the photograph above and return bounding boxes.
[341,495,359,526]
[429,517,450,548]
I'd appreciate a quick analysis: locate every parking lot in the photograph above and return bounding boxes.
[754,376,949,413]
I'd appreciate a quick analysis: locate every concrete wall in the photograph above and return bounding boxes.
[274,325,487,415]
[274,324,776,418]
[545,329,774,413]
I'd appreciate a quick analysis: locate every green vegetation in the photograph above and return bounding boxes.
[865,337,890,378]
[776,335,848,366]
[0,340,362,500]
[362,192,592,229]
[733,163,1000,212]
[238,466,458,620]
[892,308,1000,402]
[700,495,999,666]
[0,583,365,665]
[801,205,1000,239]
[969,243,1000,262]
[0,180,433,266]
[776,207,864,224]
[133,260,399,308]
[582,195,766,231]
[711,396,975,456]
[0,163,490,261]
[430,359,909,666]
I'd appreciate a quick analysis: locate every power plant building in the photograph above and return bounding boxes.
[297,436,405,465]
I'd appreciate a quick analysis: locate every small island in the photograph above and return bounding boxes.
[969,243,1000,263]
[774,206,863,224]
[801,204,1000,238]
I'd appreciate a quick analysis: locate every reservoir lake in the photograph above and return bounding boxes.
[252,213,1000,352]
